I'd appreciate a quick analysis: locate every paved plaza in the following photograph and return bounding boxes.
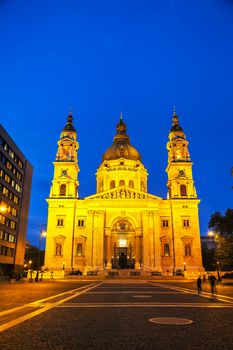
[0,279,233,349]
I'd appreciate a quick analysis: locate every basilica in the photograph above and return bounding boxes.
[44,111,203,276]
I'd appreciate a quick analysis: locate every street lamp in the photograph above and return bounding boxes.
[35,226,47,282]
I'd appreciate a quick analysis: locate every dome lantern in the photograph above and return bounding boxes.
[102,113,141,161]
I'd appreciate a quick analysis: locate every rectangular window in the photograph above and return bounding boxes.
[11,208,17,217]
[4,143,8,151]
[9,149,14,159]
[77,243,83,256]
[57,219,64,226]
[7,247,14,257]
[5,174,10,183]
[15,183,21,192]
[6,161,12,170]
[9,234,15,243]
[162,219,169,228]
[18,160,23,169]
[164,243,170,257]
[0,230,3,239]
[55,243,62,256]
[183,219,190,227]
[13,195,19,204]
[3,187,9,197]
[0,215,6,225]
[78,219,85,227]
[10,220,16,230]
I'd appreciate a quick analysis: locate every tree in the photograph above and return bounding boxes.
[208,209,233,270]
[201,243,215,271]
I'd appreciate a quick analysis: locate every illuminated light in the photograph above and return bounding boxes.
[0,205,7,213]
[119,239,127,247]
[41,231,47,238]
[208,231,214,237]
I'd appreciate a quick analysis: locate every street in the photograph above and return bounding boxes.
[0,279,233,350]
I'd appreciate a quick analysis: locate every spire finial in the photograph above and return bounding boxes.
[120,112,123,121]
[173,105,176,116]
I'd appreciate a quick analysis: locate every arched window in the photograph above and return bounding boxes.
[55,243,62,256]
[129,180,134,189]
[164,244,170,257]
[180,184,187,196]
[110,180,115,189]
[185,244,191,257]
[77,243,83,257]
[60,184,66,196]
[119,180,125,186]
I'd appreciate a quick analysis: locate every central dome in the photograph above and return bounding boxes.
[102,114,141,161]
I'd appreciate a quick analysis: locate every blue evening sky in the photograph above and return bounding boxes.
[0,0,232,246]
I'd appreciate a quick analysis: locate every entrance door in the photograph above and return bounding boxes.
[119,250,127,269]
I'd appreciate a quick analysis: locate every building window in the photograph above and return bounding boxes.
[11,208,17,217]
[185,244,191,256]
[60,184,66,196]
[180,184,187,196]
[15,183,21,192]
[55,243,62,256]
[57,218,64,226]
[164,243,170,257]
[9,234,15,243]
[0,215,6,225]
[119,180,125,186]
[162,219,169,228]
[13,195,19,204]
[110,180,115,189]
[10,221,16,229]
[0,230,3,239]
[78,219,85,227]
[129,180,134,189]
[9,149,14,159]
[183,219,190,227]
[5,174,10,183]
[77,243,83,257]
[7,247,14,257]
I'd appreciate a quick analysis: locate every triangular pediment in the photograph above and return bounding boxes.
[85,186,162,200]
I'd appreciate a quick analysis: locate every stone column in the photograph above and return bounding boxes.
[105,228,112,269]
[135,234,141,269]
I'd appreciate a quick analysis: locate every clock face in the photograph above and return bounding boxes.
[179,170,185,176]
[61,169,68,176]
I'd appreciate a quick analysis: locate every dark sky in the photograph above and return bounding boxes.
[0,0,232,246]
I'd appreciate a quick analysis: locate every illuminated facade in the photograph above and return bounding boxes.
[44,112,203,276]
[0,125,33,276]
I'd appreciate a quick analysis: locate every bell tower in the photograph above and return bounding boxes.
[49,112,79,199]
[166,109,197,199]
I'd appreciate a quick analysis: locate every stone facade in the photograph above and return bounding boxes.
[44,111,203,276]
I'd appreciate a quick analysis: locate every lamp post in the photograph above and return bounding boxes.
[35,226,46,282]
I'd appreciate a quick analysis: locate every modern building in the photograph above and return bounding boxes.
[44,111,203,276]
[0,125,33,276]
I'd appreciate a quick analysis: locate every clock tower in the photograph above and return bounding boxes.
[44,112,79,270]
[49,111,79,199]
[166,110,197,199]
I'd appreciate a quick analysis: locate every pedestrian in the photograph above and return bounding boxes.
[209,274,217,294]
[202,273,207,283]
[197,276,202,293]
